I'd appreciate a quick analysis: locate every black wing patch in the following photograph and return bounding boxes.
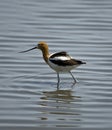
[50,51,70,58]
[50,51,86,66]
[50,59,84,66]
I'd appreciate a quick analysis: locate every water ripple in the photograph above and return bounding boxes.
[0,0,112,129]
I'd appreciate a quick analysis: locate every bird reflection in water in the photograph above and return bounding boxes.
[39,89,81,127]
[41,89,81,104]
[43,90,73,101]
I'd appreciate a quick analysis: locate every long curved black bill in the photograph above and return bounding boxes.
[19,46,37,53]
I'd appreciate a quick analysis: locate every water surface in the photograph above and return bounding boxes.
[0,0,112,129]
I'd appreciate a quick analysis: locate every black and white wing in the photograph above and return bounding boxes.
[49,51,84,66]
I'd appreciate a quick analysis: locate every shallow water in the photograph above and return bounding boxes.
[0,0,112,129]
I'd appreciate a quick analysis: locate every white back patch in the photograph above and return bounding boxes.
[50,56,71,61]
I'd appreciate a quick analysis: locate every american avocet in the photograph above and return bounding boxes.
[20,41,86,89]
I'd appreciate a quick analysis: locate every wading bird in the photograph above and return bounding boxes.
[20,41,86,89]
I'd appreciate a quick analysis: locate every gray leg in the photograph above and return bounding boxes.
[57,72,60,89]
[69,71,76,83]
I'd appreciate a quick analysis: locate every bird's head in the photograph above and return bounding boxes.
[37,41,48,51]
